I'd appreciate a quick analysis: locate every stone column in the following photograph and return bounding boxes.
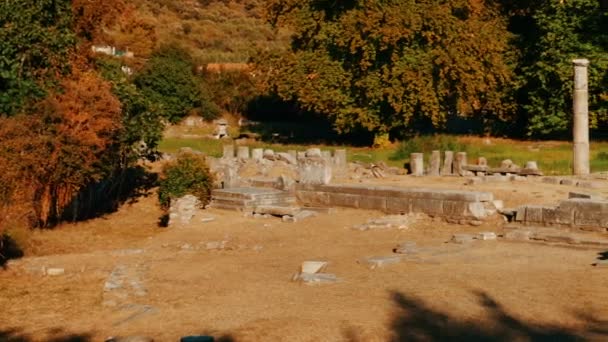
[236,146,250,159]
[222,144,234,159]
[251,148,263,161]
[453,152,468,176]
[410,153,424,176]
[333,149,347,174]
[441,151,453,175]
[429,150,440,176]
[572,58,590,176]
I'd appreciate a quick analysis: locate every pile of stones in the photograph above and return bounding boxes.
[207,145,349,189]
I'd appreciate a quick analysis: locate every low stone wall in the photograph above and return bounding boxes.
[296,184,495,220]
[515,198,608,232]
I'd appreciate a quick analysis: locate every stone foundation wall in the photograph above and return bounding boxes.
[515,199,608,232]
[296,184,495,220]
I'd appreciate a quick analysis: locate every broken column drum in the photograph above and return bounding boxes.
[453,152,468,176]
[222,144,235,159]
[410,153,424,176]
[572,59,590,176]
[251,148,263,160]
[237,146,250,159]
[429,150,440,176]
[441,151,454,175]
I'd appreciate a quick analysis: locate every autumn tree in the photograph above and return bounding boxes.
[257,0,515,141]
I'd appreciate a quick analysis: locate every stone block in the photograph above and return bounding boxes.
[293,272,338,284]
[574,210,608,228]
[466,202,488,219]
[364,256,402,269]
[541,207,573,226]
[296,191,330,206]
[560,178,576,186]
[442,200,469,217]
[301,261,327,274]
[254,205,301,216]
[577,181,602,189]
[451,233,474,244]
[515,207,526,222]
[327,193,360,208]
[542,177,560,184]
[411,199,443,215]
[524,206,545,223]
[46,268,65,276]
[386,197,413,214]
[504,230,532,241]
[276,152,297,165]
[393,242,418,254]
[263,149,275,160]
[357,196,387,211]
[305,148,321,158]
[568,191,600,200]
[476,232,497,240]
[298,157,332,185]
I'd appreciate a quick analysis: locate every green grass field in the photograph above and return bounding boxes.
[159,133,608,175]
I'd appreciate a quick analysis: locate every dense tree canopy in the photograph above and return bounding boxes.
[134,45,202,123]
[508,0,608,136]
[258,0,516,137]
[0,0,75,116]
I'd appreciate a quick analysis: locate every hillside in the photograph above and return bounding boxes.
[125,0,290,63]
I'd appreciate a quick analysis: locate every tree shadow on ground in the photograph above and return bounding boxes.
[358,290,608,342]
[61,166,158,223]
[0,328,90,342]
[0,234,24,268]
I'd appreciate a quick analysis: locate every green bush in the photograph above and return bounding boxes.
[158,152,214,208]
[390,135,467,161]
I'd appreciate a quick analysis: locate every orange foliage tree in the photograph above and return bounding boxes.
[0,71,121,227]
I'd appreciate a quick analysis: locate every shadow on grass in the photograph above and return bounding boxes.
[0,328,90,342]
[347,290,608,341]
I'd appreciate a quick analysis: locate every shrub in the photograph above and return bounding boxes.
[390,135,467,161]
[158,152,214,208]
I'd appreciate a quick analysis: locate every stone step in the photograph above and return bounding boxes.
[208,203,254,212]
[211,197,297,209]
[212,187,290,200]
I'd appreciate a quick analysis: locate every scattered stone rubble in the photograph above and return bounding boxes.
[103,264,149,307]
[502,225,608,247]
[352,214,421,231]
[292,261,338,284]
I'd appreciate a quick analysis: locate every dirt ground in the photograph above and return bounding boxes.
[1,176,608,341]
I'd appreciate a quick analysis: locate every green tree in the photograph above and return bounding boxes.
[258,0,515,140]
[0,0,75,116]
[507,0,608,136]
[134,45,202,123]
[97,57,164,164]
